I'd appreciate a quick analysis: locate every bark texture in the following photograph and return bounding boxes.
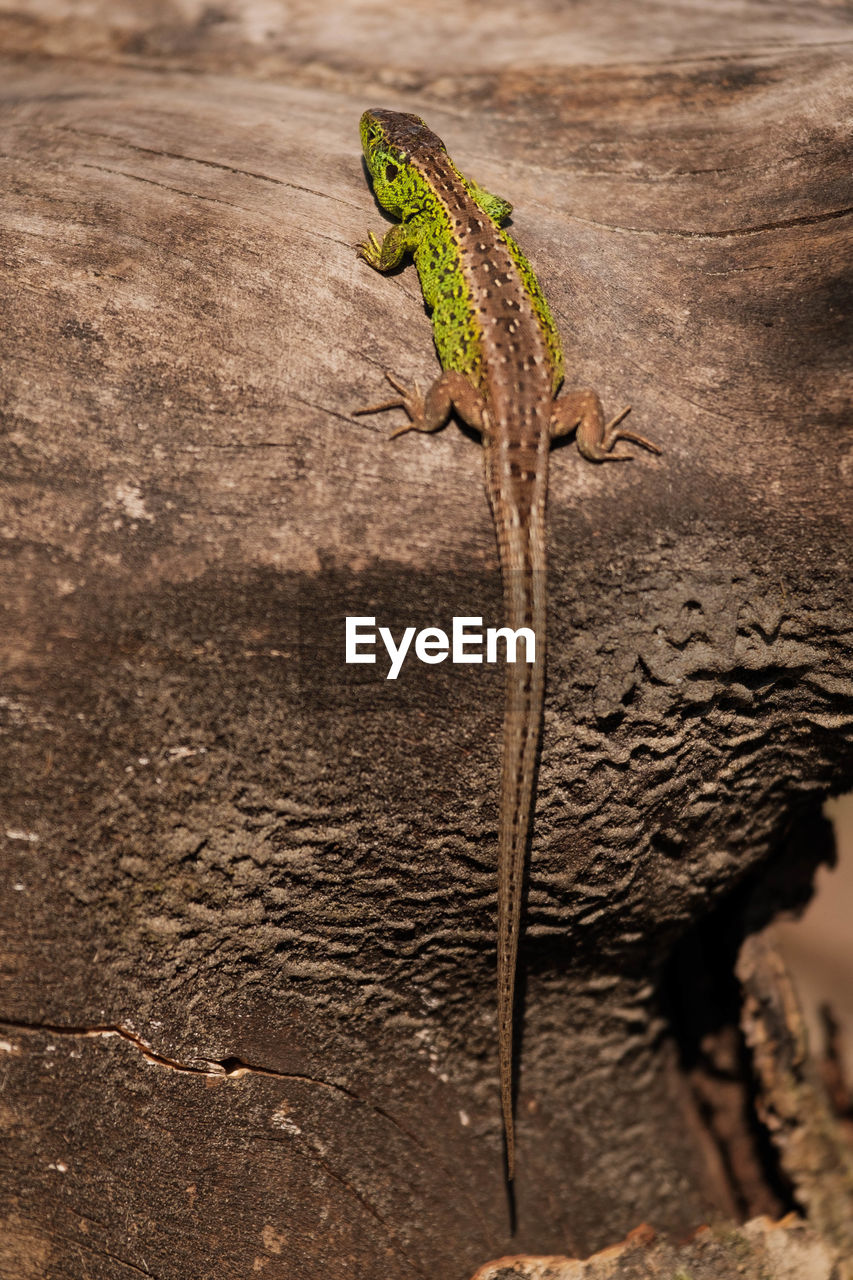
[1,2,851,1278]
[471,1216,842,1280]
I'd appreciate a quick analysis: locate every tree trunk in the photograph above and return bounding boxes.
[1,3,851,1278]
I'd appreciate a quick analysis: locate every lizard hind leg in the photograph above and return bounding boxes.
[550,388,660,461]
[353,370,487,440]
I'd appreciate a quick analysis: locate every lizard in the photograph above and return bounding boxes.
[353,108,659,1180]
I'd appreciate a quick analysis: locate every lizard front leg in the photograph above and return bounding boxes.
[551,387,660,461]
[354,370,488,439]
[356,222,421,272]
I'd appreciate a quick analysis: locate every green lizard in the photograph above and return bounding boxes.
[354,109,659,1180]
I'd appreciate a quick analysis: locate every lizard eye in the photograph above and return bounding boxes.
[385,163,399,182]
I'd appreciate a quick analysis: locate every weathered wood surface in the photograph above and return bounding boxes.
[471,1215,842,1280]
[1,2,852,1277]
[738,933,853,1264]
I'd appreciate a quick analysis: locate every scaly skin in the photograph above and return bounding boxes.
[354,108,659,1181]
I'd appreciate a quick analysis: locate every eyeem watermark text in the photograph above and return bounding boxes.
[346,616,535,680]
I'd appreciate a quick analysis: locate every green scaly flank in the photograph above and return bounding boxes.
[359,111,565,395]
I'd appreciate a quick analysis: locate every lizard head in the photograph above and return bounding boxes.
[360,108,446,218]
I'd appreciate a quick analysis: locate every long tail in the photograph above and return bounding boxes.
[494,496,547,1180]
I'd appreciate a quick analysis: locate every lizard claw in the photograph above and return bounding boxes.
[385,375,425,438]
[355,230,383,266]
[352,373,425,437]
[386,373,425,440]
[597,406,661,459]
[385,372,424,410]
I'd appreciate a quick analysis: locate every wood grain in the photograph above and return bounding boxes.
[1,3,851,1277]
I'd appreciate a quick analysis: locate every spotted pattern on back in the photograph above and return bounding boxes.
[360,110,565,412]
